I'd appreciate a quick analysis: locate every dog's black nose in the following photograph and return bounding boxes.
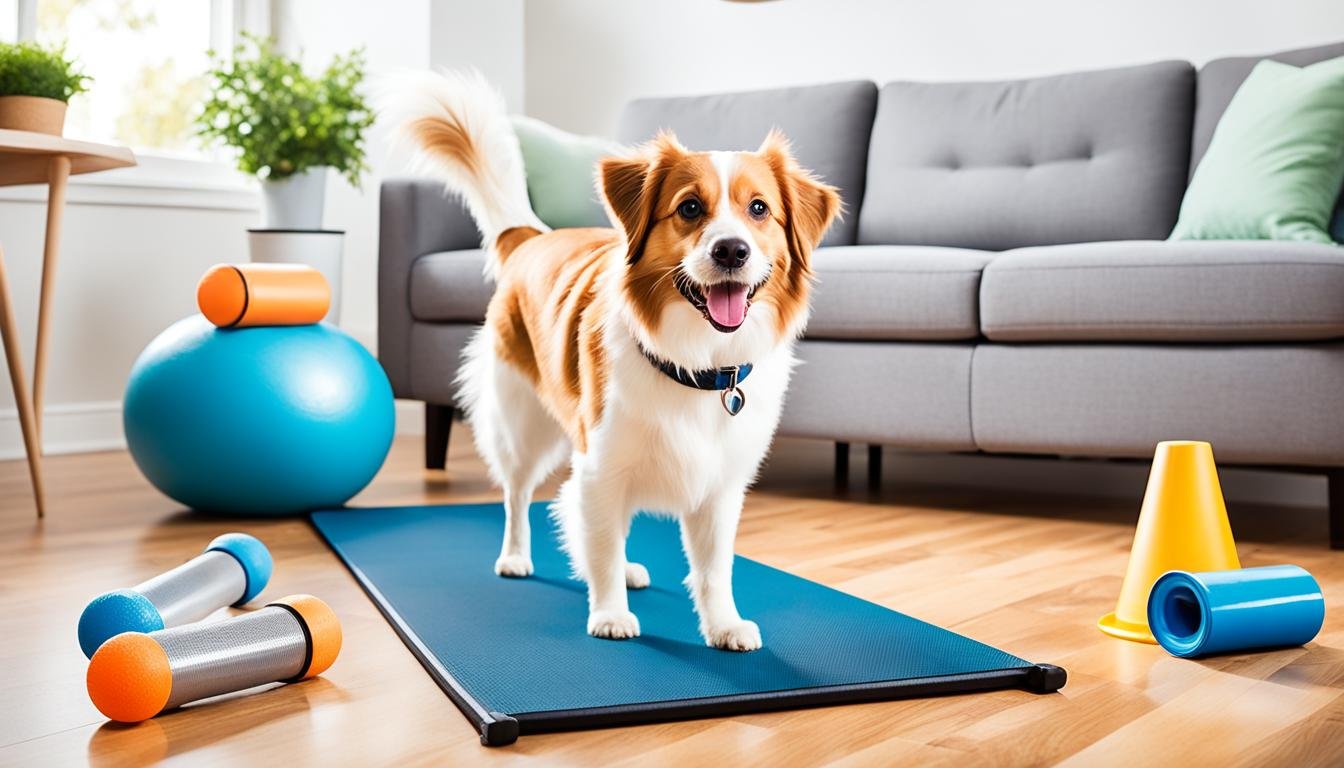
[711,238,750,269]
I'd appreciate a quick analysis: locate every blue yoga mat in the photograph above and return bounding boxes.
[311,503,1063,745]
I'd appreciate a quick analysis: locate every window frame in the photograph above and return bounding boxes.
[4,0,274,208]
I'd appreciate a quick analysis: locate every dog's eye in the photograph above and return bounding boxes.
[677,199,703,220]
[748,199,769,220]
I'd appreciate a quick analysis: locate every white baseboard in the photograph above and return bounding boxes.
[0,401,125,459]
[394,400,425,435]
[0,399,428,461]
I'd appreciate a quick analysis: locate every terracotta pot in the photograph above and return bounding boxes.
[0,96,67,135]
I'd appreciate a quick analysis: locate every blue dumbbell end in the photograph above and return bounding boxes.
[207,532,273,604]
[78,589,164,658]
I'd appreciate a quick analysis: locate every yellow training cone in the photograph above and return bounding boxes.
[1098,440,1241,643]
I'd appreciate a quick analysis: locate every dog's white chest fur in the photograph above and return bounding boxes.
[591,340,794,516]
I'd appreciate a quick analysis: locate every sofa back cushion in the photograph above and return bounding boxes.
[616,80,878,246]
[858,61,1194,250]
[1193,41,1344,172]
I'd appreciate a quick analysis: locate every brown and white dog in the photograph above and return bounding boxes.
[392,71,839,650]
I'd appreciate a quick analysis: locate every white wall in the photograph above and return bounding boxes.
[525,0,1344,135]
[431,0,525,110]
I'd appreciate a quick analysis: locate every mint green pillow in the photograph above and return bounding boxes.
[1172,57,1344,244]
[511,116,619,229]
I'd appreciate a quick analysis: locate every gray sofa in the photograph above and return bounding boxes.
[379,41,1344,547]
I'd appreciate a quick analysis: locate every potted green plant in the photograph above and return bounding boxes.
[0,41,90,135]
[197,35,374,229]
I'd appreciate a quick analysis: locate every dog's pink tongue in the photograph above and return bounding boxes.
[706,283,749,328]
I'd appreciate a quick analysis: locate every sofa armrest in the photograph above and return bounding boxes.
[378,178,481,397]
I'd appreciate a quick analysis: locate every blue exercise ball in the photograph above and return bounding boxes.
[124,315,395,516]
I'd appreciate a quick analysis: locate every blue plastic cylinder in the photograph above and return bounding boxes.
[1147,565,1325,658]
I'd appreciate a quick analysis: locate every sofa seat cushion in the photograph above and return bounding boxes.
[410,249,493,322]
[808,246,994,340]
[980,240,1344,342]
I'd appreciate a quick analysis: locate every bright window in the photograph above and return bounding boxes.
[26,0,262,161]
[37,0,211,155]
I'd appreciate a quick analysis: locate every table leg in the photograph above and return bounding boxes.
[33,155,70,438]
[0,244,46,517]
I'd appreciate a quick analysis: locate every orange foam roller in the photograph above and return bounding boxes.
[196,263,330,328]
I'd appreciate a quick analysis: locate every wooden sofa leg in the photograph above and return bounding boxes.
[1329,469,1344,550]
[426,404,454,470]
[868,444,882,491]
[835,442,850,487]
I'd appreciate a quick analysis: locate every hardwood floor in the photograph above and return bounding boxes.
[2,431,1342,767]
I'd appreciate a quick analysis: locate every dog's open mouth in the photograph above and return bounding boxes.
[677,275,758,333]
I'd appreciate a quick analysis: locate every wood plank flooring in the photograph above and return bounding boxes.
[2,431,1341,767]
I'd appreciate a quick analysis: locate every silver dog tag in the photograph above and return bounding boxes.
[720,368,746,416]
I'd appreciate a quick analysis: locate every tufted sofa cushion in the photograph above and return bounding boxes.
[858,61,1195,251]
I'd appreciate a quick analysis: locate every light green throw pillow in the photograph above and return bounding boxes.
[511,116,620,229]
[1172,56,1344,244]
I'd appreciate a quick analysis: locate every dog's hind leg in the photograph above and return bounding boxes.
[623,515,649,589]
[624,561,650,590]
[460,333,567,578]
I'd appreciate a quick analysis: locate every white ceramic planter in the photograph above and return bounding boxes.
[261,167,328,229]
[247,229,345,323]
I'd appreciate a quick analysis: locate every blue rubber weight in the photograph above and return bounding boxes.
[207,532,273,604]
[78,589,164,658]
[1148,565,1325,658]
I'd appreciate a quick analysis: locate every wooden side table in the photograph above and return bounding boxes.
[0,130,135,517]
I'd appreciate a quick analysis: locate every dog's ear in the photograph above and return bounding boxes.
[599,131,685,265]
[758,129,842,268]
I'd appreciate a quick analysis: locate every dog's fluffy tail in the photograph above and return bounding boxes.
[386,69,547,276]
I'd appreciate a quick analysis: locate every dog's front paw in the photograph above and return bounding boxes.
[588,609,641,640]
[625,562,650,589]
[703,619,762,652]
[494,554,533,578]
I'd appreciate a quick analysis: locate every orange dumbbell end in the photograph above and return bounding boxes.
[87,633,173,723]
[270,594,342,678]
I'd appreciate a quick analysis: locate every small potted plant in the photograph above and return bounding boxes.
[0,41,90,135]
[197,34,374,229]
